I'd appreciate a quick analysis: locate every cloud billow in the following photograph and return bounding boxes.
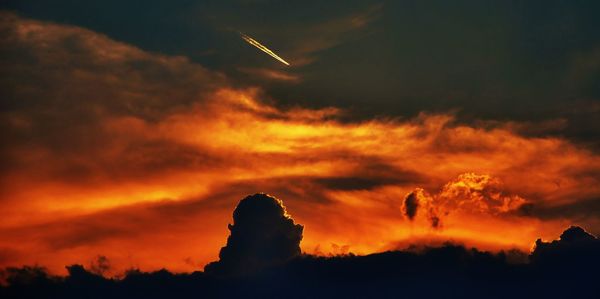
[531,226,600,266]
[205,193,303,276]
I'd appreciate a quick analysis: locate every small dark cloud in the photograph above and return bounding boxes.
[429,215,441,229]
[403,191,419,220]
[205,193,303,277]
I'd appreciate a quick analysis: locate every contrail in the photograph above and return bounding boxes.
[240,32,290,66]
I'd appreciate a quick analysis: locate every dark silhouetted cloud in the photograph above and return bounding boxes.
[205,193,303,277]
[531,226,600,266]
[403,191,419,220]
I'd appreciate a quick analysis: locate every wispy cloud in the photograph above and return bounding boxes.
[237,67,300,82]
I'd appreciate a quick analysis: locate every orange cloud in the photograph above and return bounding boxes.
[1,13,599,276]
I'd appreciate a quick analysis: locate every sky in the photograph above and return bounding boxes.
[0,0,599,275]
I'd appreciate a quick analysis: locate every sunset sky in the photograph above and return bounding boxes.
[1,1,599,276]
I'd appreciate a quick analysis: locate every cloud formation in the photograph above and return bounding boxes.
[403,191,419,220]
[205,193,303,276]
[3,1,599,148]
[438,173,527,214]
[531,226,600,265]
[402,173,528,229]
[0,13,599,275]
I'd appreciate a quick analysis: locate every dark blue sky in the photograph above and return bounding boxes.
[2,0,599,146]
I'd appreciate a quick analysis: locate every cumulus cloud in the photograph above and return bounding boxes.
[402,173,528,229]
[205,193,303,276]
[402,188,437,225]
[437,173,527,214]
[531,226,600,265]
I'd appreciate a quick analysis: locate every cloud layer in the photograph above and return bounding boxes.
[0,13,599,275]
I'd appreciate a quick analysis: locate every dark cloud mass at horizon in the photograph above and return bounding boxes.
[1,210,599,298]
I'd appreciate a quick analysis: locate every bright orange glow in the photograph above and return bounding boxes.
[1,13,599,277]
[3,87,598,275]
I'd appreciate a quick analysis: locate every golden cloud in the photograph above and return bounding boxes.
[1,13,599,275]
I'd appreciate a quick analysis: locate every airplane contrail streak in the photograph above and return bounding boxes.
[240,32,290,66]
